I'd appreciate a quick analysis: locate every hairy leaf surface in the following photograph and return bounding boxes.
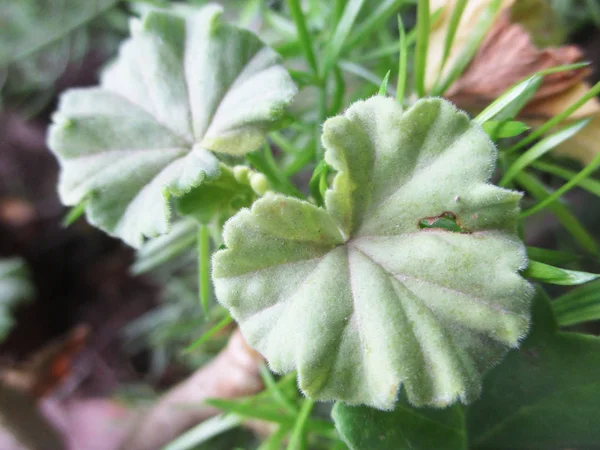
[213,97,533,409]
[47,5,296,247]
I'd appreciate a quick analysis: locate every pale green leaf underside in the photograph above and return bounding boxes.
[47,4,296,247]
[213,97,533,410]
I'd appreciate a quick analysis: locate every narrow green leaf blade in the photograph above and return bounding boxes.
[531,160,600,198]
[432,0,501,97]
[515,172,598,255]
[285,0,318,75]
[507,80,600,154]
[524,260,600,286]
[396,14,408,103]
[321,0,366,78]
[475,75,543,124]
[553,279,600,326]
[481,121,530,139]
[378,70,391,96]
[414,0,430,97]
[526,247,581,266]
[500,118,590,187]
[345,0,405,51]
[521,149,600,218]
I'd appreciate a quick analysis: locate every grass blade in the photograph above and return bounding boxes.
[131,219,197,275]
[259,364,298,414]
[286,398,315,450]
[531,160,600,197]
[62,198,87,227]
[197,225,211,316]
[526,246,582,266]
[553,279,600,326]
[475,75,543,124]
[163,414,242,450]
[524,260,600,285]
[414,0,430,97]
[499,118,591,187]
[481,120,530,139]
[185,314,233,353]
[258,426,290,450]
[286,0,319,76]
[345,0,405,50]
[321,0,366,78]
[439,0,467,73]
[515,171,599,255]
[396,14,408,103]
[378,70,391,96]
[506,80,600,154]
[432,0,502,96]
[339,61,396,96]
[521,150,600,219]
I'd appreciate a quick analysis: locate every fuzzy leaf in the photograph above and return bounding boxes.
[213,97,533,410]
[47,5,296,247]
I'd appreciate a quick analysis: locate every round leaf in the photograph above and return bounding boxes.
[213,97,533,410]
[47,5,297,247]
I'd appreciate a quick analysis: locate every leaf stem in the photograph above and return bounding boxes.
[197,224,211,316]
[286,397,315,450]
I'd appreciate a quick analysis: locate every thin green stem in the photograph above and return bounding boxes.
[197,224,211,316]
[286,0,319,76]
[286,398,315,450]
[414,0,430,97]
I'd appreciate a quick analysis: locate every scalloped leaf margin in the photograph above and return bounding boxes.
[47,4,297,247]
[213,96,534,410]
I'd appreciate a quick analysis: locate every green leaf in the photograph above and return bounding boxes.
[553,279,600,326]
[0,0,117,64]
[475,75,543,125]
[414,0,430,97]
[396,14,408,103]
[431,0,502,97]
[48,6,297,247]
[0,258,34,341]
[507,80,600,155]
[286,398,314,450]
[131,219,197,275]
[521,148,600,219]
[345,0,406,51]
[515,171,599,255]
[523,260,600,286]
[333,398,466,450]
[285,0,318,75]
[468,289,600,448]
[321,0,365,78]
[176,165,257,226]
[526,247,581,266]
[499,118,591,187]
[378,70,391,96]
[531,160,600,198]
[213,97,533,410]
[481,121,530,139]
[163,414,242,450]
